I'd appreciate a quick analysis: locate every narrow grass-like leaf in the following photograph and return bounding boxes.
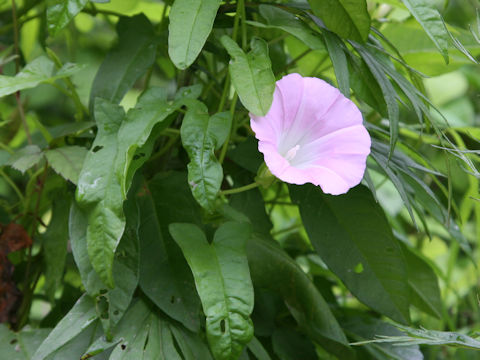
[290,185,410,324]
[354,44,399,154]
[401,0,449,62]
[353,323,480,350]
[253,5,325,50]
[168,0,221,69]
[170,222,254,360]
[343,316,423,359]
[323,30,350,97]
[221,36,275,116]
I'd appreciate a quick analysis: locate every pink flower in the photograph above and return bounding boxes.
[250,73,371,195]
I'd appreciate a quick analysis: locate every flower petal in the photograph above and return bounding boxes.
[251,73,371,195]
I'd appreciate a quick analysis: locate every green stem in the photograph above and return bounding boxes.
[217,75,230,112]
[220,181,259,195]
[0,169,24,202]
[46,48,88,119]
[239,0,248,50]
[218,93,238,164]
[11,0,32,145]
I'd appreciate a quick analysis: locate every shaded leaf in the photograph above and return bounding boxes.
[42,192,70,302]
[401,243,442,319]
[290,185,410,324]
[89,15,157,110]
[221,36,275,116]
[168,0,221,69]
[247,236,351,359]
[138,181,201,332]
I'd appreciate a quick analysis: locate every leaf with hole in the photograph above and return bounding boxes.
[170,221,254,360]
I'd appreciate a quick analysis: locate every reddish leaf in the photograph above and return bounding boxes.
[0,223,33,324]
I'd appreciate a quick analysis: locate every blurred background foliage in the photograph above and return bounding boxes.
[0,0,480,359]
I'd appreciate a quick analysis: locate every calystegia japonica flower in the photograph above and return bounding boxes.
[250,73,371,195]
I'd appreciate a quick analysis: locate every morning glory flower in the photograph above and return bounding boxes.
[250,73,371,195]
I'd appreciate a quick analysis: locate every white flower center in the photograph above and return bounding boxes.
[284,144,300,163]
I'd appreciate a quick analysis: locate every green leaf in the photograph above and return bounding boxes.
[138,182,201,332]
[343,315,423,360]
[354,323,480,350]
[253,5,325,51]
[89,14,157,109]
[170,222,254,360]
[272,327,317,360]
[7,145,43,173]
[181,102,231,211]
[32,295,97,360]
[323,30,350,97]
[168,0,221,69]
[117,86,192,198]
[45,146,88,185]
[47,0,89,36]
[0,325,50,360]
[69,196,140,337]
[0,56,84,97]
[84,299,212,359]
[247,236,351,359]
[290,185,410,324]
[401,243,442,319]
[100,197,140,337]
[401,0,449,62]
[247,337,272,360]
[76,99,125,288]
[69,201,105,295]
[220,36,275,116]
[169,322,214,360]
[353,45,399,154]
[308,0,371,42]
[42,191,71,302]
